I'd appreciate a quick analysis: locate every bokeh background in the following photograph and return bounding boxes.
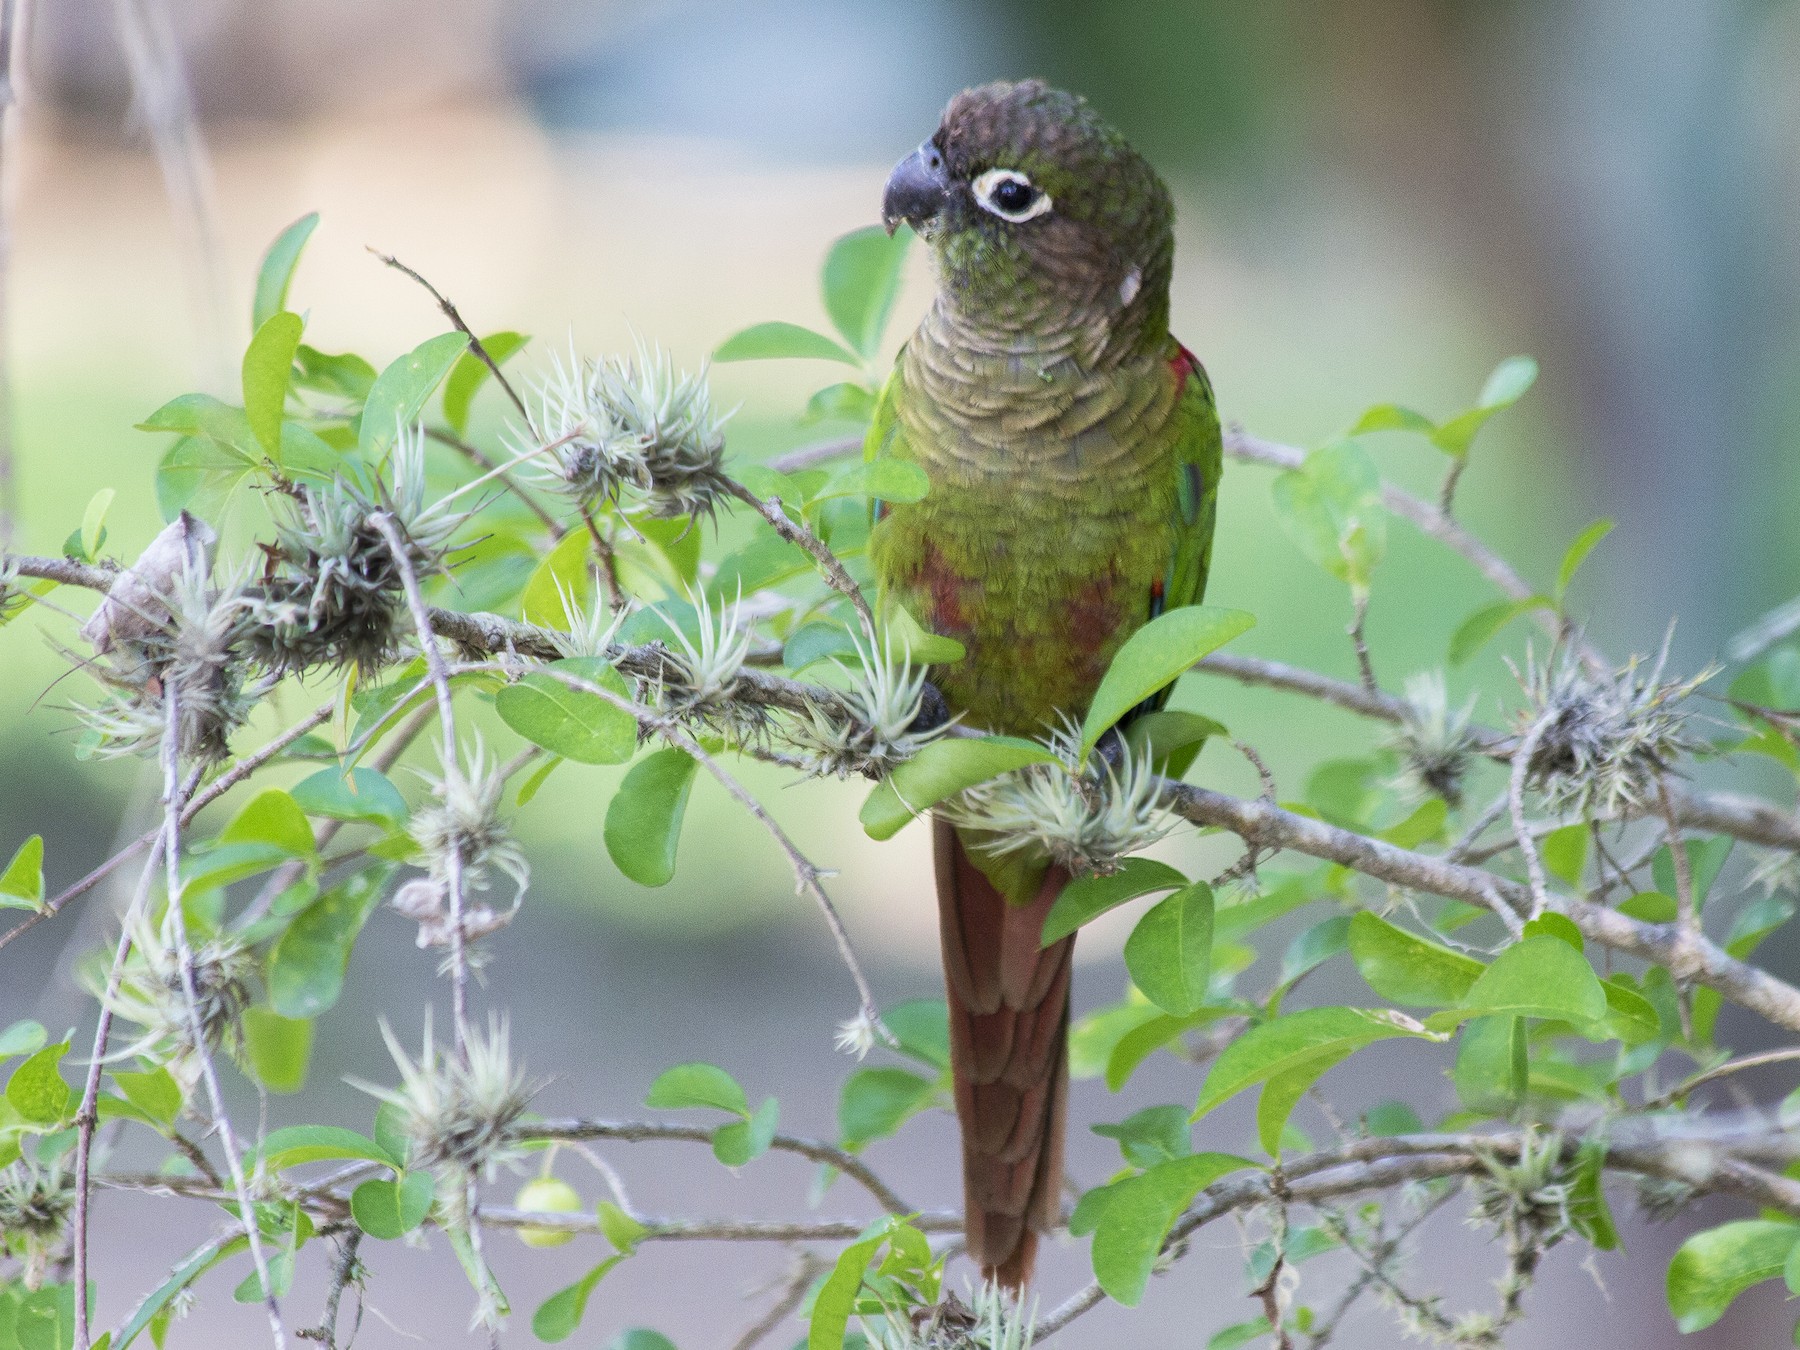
[4,0,1800,1345]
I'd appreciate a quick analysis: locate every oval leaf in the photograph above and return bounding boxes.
[495,661,637,765]
[1079,606,1255,756]
[822,225,912,357]
[1666,1219,1800,1332]
[712,321,861,366]
[1123,882,1214,1015]
[605,748,700,887]
[1193,1008,1436,1122]
[859,736,1059,841]
[253,212,319,331]
[645,1062,749,1117]
[358,331,469,458]
[441,331,528,435]
[1348,912,1484,1007]
[1042,858,1189,947]
[243,311,304,455]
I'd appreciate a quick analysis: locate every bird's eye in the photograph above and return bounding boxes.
[971,168,1052,224]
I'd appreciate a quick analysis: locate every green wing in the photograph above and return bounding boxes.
[1165,344,1223,614]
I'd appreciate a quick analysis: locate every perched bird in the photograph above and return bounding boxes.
[868,80,1222,1288]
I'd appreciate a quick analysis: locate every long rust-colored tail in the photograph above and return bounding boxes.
[932,818,1072,1291]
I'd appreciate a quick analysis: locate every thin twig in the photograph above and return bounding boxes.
[370,250,530,424]
[1348,589,1377,695]
[526,1116,916,1215]
[1644,1046,1800,1110]
[370,510,471,1057]
[71,831,167,1350]
[157,686,287,1348]
[729,1252,829,1350]
[520,662,896,1047]
[764,436,862,474]
[297,1229,362,1349]
[723,477,875,634]
[1510,706,1557,919]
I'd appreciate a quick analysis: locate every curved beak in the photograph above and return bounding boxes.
[882,143,951,236]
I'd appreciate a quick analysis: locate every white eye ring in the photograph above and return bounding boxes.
[971,168,1053,223]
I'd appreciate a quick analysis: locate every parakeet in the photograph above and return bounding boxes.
[868,79,1222,1290]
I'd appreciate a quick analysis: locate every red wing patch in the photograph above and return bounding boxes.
[1169,341,1199,384]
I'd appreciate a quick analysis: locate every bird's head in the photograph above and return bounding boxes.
[883,80,1174,349]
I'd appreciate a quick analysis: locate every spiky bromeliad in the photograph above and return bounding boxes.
[869,81,1222,1288]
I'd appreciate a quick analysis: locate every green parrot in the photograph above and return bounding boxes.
[867,79,1221,1289]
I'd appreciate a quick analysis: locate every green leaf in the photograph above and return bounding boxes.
[6,1040,72,1125]
[880,601,966,665]
[1270,440,1385,591]
[813,457,930,504]
[598,1200,648,1254]
[1477,354,1540,409]
[606,1334,677,1350]
[1448,596,1546,666]
[822,225,911,357]
[645,1063,749,1117]
[1666,1219,1800,1332]
[0,835,44,911]
[178,841,293,895]
[1082,1153,1258,1305]
[533,1256,627,1343]
[783,621,861,673]
[1092,1104,1192,1169]
[1124,882,1214,1015]
[1279,915,1352,987]
[351,1170,434,1239]
[221,788,317,858]
[803,382,876,424]
[155,434,254,520]
[1209,1318,1274,1350]
[1430,356,1539,456]
[293,346,376,404]
[1570,1137,1619,1251]
[1541,824,1589,886]
[1452,1015,1522,1111]
[605,749,699,887]
[495,660,637,765]
[243,1008,313,1094]
[111,1067,182,1127]
[1428,934,1607,1031]
[1602,975,1663,1046]
[1349,403,1434,437]
[291,766,408,827]
[839,1067,936,1150]
[712,1096,779,1166]
[809,1225,893,1350]
[267,868,388,1019]
[1618,891,1678,923]
[1555,519,1614,606]
[1193,1008,1437,1122]
[0,1019,47,1059]
[859,736,1059,841]
[1258,1050,1353,1155]
[441,331,528,435]
[243,311,305,454]
[1106,1008,1237,1092]
[1348,912,1484,1006]
[521,527,596,628]
[136,392,260,459]
[258,1124,399,1172]
[1079,607,1255,756]
[1652,836,1734,912]
[115,1235,248,1348]
[80,487,115,562]
[253,212,319,331]
[1041,859,1189,947]
[883,999,951,1071]
[358,332,469,458]
[713,320,861,366]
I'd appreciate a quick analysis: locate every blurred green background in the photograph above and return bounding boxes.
[4,0,1799,1345]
